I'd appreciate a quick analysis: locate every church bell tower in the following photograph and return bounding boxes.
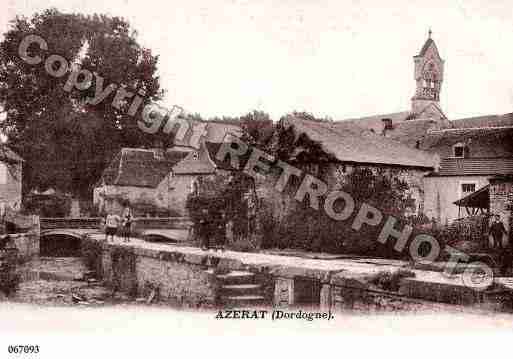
[411,30,444,115]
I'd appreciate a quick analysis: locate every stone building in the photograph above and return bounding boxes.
[331,32,513,225]
[0,146,23,215]
[93,147,189,216]
[94,121,241,216]
[490,175,513,233]
[421,118,513,223]
[166,141,236,215]
[340,31,449,146]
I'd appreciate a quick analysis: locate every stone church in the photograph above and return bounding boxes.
[339,32,513,225]
[341,31,449,146]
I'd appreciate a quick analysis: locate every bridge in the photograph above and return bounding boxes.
[38,217,193,255]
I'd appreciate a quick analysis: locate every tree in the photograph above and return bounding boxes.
[0,9,162,197]
[238,110,275,150]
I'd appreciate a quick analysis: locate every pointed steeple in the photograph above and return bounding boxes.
[411,30,445,116]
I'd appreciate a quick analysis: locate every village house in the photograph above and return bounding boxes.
[0,145,23,215]
[421,116,513,224]
[95,32,512,230]
[328,32,513,225]
[94,121,241,216]
[258,115,439,221]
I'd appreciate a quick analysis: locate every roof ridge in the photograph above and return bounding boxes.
[442,156,513,161]
[340,110,411,122]
[430,125,513,133]
[288,117,437,168]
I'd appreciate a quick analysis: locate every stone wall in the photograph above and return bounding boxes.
[93,179,174,216]
[3,213,39,262]
[0,162,22,211]
[490,177,513,234]
[9,232,39,262]
[167,174,196,216]
[423,175,490,224]
[98,243,218,307]
[136,256,216,307]
[88,237,493,311]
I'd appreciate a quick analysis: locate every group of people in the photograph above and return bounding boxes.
[197,208,226,251]
[103,204,133,242]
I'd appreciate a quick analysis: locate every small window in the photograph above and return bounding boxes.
[461,183,476,194]
[0,163,7,184]
[453,145,465,158]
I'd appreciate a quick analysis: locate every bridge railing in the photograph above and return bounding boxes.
[40,217,101,230]
[40,217,192,231]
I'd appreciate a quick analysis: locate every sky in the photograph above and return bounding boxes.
[2,0,513,121]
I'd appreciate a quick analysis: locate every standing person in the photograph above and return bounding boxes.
[213,210,227,252]
[104,211,120,242]
[198,208,210,250]
[489,214,508,249]
[122,204,133,243]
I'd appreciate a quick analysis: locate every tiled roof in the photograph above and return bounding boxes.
[203,141,253,171]
[282,117,438,169]
[334,106,448,147]
[418,38,436,57]
[101,148,188,187]
[205,121,243,142]
[171,142,217,175]
[432,158,513,176]
[336,111,412,134]
[449,113,513,129]
[420,127,513,152]
[385,119,441,147]
[173,120,242,148]
[0,146,23,163]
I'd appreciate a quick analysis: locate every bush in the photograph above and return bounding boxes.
[255,165,420,256]
[0,249,20,296]
[227,237,258,252]
[23,192,71,217]
[81,235,103,275]
[368,269,415,292]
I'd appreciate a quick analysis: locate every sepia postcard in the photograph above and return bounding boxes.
[1,0,513,358]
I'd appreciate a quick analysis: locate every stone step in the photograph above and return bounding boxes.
[220,284,262,296]
[222,295,267,307]
[216,271,256,285]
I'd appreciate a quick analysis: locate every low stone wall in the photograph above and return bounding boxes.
[85,237,498,311]
[9,232,39,262]
[132,217,192,230]
[96,243,221,307]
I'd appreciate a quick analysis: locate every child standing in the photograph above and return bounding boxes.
[104,211,120,241]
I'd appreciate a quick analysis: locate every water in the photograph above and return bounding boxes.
[12,257,128,306]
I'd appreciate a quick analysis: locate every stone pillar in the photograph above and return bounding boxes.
[274,277,295,307]
[320,284,332,310]
[490,177,513,236]
[101,247,113,285]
